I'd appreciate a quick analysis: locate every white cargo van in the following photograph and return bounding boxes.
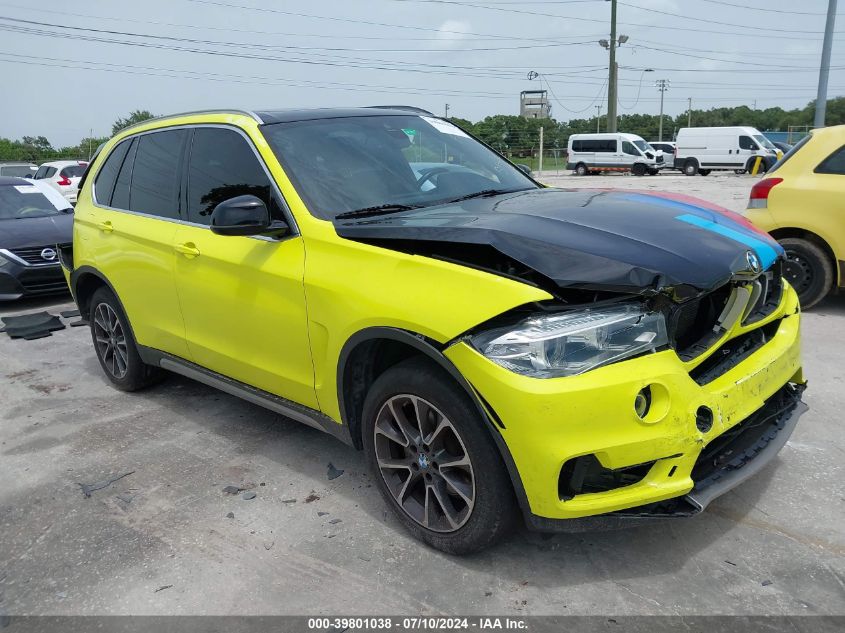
[567,133,663,176]
[674,126,779,176]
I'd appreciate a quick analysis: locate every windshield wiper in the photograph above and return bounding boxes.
[335,203,419,220]
[442,188,527,204]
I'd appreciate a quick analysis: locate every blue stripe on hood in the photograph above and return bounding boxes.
[618,192,782,270]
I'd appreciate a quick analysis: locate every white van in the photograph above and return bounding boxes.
[567,133,663,176]
[674,126,779,176]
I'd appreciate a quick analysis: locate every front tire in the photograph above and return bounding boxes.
[362,357,516,554]
[779,238,834,309]
[683,159,699,176]
[89,287,164,391]
[632,163,647,176]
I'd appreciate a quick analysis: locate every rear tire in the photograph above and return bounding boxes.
[362,357,517,554]
[89,287,164,391]
[575,163,589,176]
[779,238,834,309]
[699,169,711,176]
[683,159,699,176]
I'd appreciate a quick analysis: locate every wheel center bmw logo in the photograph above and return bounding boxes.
[746,250,761,274]
[418,454,429,470]
[40,247,57,261]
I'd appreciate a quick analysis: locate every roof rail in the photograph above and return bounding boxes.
[366,105,435,116]
[116,109,264,135]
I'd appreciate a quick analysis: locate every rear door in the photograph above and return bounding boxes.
[173,126,317,408]
[90,129,190,357]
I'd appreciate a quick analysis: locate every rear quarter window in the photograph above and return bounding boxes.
[815,144,845,175]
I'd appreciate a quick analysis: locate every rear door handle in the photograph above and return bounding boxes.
[175,242,200,258]
[97,221,114,233]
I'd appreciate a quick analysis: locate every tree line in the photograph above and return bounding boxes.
[2,99,843,163]
[0,110,155,163]
[449,97,845,156]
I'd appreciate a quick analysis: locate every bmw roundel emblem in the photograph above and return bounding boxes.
[40,247,57,262]
[746,250,761,274]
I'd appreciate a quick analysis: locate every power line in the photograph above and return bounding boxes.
[697,0,833,15]
[382,0,841,39]
[618,0,842,33]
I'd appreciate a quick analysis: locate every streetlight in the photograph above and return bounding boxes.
[655,79,670,141]
[599,32,630,133]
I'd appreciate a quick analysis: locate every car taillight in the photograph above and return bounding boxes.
[56,176,72,186]
[748,177,783,209]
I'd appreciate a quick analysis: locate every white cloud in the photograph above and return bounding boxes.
[431,20,472,50]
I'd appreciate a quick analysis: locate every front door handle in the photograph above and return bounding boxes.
[97,221,114,233]
[175,242,200,258]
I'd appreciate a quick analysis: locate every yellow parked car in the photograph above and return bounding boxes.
[746,124,845,308]
[61,107,806,553]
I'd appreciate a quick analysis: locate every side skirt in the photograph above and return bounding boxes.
[137,345,354,447]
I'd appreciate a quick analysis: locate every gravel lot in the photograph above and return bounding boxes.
[1,172,843,617]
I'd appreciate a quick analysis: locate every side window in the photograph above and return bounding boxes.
[739,135,758,150]
[815,145,845,175]
[622,141,639,156]
[129,129,188,219]
[111,138,138,211]
[46,167,58,178]
[93,139,132,206]
[572,140,583,152]
[186,127,284,225]
[34,166,48,179]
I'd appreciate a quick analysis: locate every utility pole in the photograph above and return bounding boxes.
[656,79,669,141]
[444,103,450,118]
[815,0,838,127]
[538,126,544,173]
[687,98,692,128]
[594,105,601,132]
[607,0,618,133]
[88,128,93,160]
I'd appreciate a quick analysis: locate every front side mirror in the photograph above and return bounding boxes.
[210,195,272,236]
[516,163,532,175]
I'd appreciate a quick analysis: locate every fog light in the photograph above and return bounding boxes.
[634,387,652,418]
[695,406,714,433]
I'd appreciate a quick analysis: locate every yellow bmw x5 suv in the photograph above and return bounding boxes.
[62,107,807,553]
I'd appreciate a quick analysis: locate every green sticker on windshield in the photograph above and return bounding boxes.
[402,128,416,141]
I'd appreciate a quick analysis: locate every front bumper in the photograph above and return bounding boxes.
[0,256,69,301]
[444,284,805,524]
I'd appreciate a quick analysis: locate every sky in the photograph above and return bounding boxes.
[0,0,842,147]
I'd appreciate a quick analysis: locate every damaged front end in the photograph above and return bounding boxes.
[336,186,807,523]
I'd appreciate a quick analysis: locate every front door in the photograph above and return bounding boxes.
[173,126,317,409]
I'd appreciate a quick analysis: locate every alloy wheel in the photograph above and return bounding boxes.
[93,302,129,379]
[373,394,475,532]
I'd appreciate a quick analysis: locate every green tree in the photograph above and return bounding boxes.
[111,110,156,135]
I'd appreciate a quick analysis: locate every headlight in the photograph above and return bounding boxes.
[469,303,667,378]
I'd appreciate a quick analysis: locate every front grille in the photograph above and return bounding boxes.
[671,261,784,362]
[689,319,780,385]
[9,245,60,266]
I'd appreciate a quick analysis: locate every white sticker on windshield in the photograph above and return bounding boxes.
[421,116,469,138]
[14,185,39,194]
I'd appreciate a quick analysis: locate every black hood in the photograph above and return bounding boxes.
[0,214,73,250]
[334,188,782,299]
